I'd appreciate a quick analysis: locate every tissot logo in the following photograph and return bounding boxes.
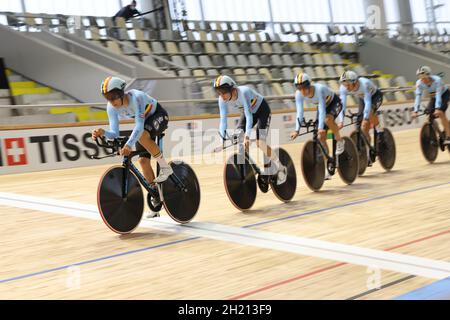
[4,138,27,166]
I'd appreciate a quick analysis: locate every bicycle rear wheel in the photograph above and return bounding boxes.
[420,122,439,163]
[224,153,257,211]
[301,140,325,191]
[337,137,359,185]
[161,161,200,224]
[350,130,368,176]
[270,148,297,202]
[97,166,144,234]
[378,128,396,171]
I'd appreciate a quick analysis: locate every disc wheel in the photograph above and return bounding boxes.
[420,122,439,163]
[377,128,396,171]
[337,136,359,185]
[301,140,325,191]
[97,166,143,234]
[224,153,257,211]
[161,161,201,224]
[350,130,368,176]
[270,148,297,202]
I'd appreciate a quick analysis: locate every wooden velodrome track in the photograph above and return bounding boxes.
[0,127,449,300]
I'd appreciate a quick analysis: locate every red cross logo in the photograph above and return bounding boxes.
[5,138,28,166]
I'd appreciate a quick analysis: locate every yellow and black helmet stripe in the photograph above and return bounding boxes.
[101,76,113,94]
[214,76,223,88]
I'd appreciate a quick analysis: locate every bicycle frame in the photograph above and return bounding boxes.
[428,114,444,136]
[298,118,335,164]
[420,110,446,150]
[236,143,262,179]
[219,134,263,178]
[312,126,336,163]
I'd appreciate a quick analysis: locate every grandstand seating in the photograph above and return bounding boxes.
[0,10,416,119]
[1,69,108,123]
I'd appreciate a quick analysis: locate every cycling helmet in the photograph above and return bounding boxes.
[101,76,126,100]
[416,66,432,78]
[213,75,236,92]
[339,70,358,83]
[294,73,311,88]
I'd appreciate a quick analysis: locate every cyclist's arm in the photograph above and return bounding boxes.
[414,81,423,112]
[362,84,372,120]
[104,106,120,140]
[127,112,145,147]
[295,91,304,131]
[219,99,228,138]
[243,101,253,138]
[435,77,443,109]
[317,89,326,130]
[337,85,347,124]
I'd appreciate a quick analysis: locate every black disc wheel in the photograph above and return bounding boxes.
[337,137,359,185]
[420,122,439,163]
[350,130,368,176]
[270,148,297,202]
[377,128,396,171]
[301,140,325,191]
[224,153,257,211]
[161,161,200,224]
[97,166,144,234]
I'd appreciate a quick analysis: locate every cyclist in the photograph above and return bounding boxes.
[92,76,171,217]
[290,73,345,171]
[213,75,287,185]
[338,70,384,166]
[412,66,450,145]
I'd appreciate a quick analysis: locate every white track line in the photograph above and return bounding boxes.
[1,192,450,279]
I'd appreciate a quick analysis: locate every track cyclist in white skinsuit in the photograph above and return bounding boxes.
[214,75,287,185]
[92,76,172,218]
[290,73,344,179]
[412,66,450,145]
[338,70,384,166]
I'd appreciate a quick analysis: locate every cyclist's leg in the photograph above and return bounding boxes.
[256,114,276,170]
[325,96,345,155]
[254,100,271,158]
[137,135,160,218]
[369,111,379,129]
[426,96,436,117]
[139,104,171,183]
[371,91,383,133]
[325,115,341,141]
[325,96,343,141]
[436,90,450,138]
[253,101,280,172]
[255,103,286,183]
[136,140,155,184]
